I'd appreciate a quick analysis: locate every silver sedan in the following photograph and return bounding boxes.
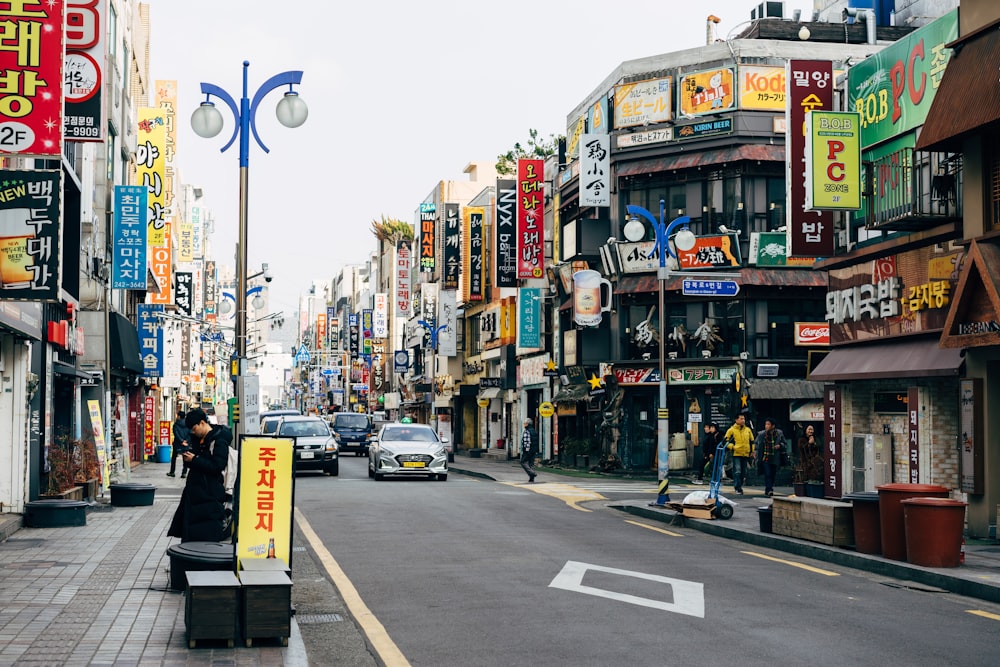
[368,423,449,481]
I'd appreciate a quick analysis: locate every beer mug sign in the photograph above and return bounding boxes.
[573,270,612,327]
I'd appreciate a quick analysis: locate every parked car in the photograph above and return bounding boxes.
[368,422,448,481]
[331,412,374,457]
[274,415,338,476]
[259,408,300,434]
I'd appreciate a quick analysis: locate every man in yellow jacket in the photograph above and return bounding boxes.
[723,413,755,495]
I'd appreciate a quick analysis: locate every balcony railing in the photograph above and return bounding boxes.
[864,148,962,230]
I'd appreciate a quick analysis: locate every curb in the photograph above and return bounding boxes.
[612,503,1000,604]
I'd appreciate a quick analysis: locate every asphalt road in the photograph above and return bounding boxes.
[292,457,1000,666]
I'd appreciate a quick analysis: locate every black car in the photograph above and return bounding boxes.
[331,412,373,456]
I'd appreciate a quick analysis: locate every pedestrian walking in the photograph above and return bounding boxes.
[166,408,189,478]
[520,417,538,483]
[723,413,755,495]
[167,408,232,543]
[755,418,787,497]
[696,422,720,484]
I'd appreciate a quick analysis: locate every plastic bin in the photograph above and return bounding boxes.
[758,506,773,533]
[876,483,950,561]
[156,445,172,463]
[902,497,968,567]
[844,491,881,555]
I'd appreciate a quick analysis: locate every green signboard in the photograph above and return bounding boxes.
[847,10,957,149]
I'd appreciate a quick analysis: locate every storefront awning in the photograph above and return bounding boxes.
[478,387,501,399]
[616,144,784,177]
[748,378,825,400]
[109,312,143,374]
[915,24,1000,152]
[53,361,96,381]
[616,268,826,294]
[552,383,592,403]
[809,338,964,381]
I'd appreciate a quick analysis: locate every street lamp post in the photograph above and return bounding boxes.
[417,318,447,434]
[625,200,694,504]
[191,61,307,433]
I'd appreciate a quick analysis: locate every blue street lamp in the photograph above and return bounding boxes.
[625,200,695,503]
[191,61,307,375]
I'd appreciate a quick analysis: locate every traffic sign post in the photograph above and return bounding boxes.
[681,279,740,297]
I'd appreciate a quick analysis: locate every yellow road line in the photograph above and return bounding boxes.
[295,508,411,667]
[624,519,684,537]
[741,550,840,576]
[967,609,1000,621]
[502,481,606,512]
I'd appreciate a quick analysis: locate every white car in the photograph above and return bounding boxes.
[368,423,449,481]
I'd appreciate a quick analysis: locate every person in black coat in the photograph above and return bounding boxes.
[168,408,231,543]
[520,417,539,483]
[167,408,189,478]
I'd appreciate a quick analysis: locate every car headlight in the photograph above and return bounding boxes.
[326,439,337,452]
[434,447,447,459]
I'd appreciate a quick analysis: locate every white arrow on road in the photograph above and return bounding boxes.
[549,560,705,618]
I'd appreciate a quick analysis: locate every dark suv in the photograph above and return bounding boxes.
[331,413,373,456]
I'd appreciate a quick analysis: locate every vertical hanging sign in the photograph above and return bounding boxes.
[419,202,436,273]
[517,159,545,278]
[0,0,64,157]
[137,107,168,248]
[823,384,841,498]
[443,203,461,290]
[373,293,388,338]
[395,240,411,317]
[786,60,834,257]
[64,0,105,142]
[495,180,517,288]
[579,134,610,207]
[137,303,164,378]
[112,185,148,288]
[0,170,62,301]
[907,386,920,484]
[518,288,541,349]
[463,206,484,302]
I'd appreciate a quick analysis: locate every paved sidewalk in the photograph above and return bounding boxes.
[450,453,1000,605]
[0,464,310,667]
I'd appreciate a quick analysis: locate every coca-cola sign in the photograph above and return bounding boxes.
[795,322,830,346]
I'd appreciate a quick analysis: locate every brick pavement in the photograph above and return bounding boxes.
[0,465,307,666]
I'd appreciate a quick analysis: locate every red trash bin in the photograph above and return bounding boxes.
[844,492,881,555]
[902,498,968,567]
[876,483,949,561]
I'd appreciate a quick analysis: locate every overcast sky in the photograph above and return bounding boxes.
[147,0,814,317]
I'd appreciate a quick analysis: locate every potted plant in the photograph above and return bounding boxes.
[43,434,99,501]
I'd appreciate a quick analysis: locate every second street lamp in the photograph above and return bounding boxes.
[191,61,306,434]
[625,199,694,504]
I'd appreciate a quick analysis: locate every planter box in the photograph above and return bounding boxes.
[110,483,156,506]
[24,499,87,527]
[40,486,84,501]
[772,496,854,546]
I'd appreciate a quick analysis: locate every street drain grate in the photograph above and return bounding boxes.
[296,613,344,624]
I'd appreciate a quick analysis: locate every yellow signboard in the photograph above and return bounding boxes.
[236,437,295,570]
[805,111,862,210]
[679,68,735,116]
[739,65,785,110]
[137,107,167,247]
[538,402,555,418]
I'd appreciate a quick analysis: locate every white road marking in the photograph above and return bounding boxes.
[549,560,705,618]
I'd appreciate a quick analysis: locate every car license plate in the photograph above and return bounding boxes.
[402,461,425,468]
[300,452,315,459]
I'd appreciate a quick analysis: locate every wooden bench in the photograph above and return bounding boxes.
[772,496,854,546]
[239,570,292,646]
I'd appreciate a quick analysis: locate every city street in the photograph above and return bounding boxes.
[294,457,1000,666]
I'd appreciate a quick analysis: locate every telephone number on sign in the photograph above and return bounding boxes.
[67,127,102,138]
[824,184,850,193]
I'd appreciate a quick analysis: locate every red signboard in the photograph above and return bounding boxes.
[144,397,155,456]
[0,0,65,157]
[517,159,545,278]
[159,420,171,446]
[614,367,655,384]
[786,61,834,257]
[794,322,830,346]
